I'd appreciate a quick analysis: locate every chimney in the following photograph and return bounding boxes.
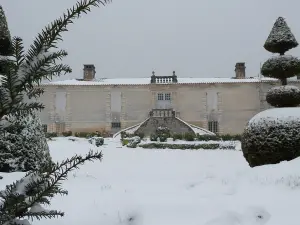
[83,64,96,81]
[235,62,246,79]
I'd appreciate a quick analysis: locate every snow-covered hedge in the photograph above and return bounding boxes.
[266,85,300,107]
[242,108,300,167]
[0,112,53,172]
[261,55,300,79]
[139,142,236,150]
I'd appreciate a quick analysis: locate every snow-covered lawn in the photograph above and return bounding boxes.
[1,137,300,225]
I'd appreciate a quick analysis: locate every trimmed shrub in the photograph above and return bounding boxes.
[156,126,170,137]
[62,131,72,137]
[184,132,196,141]
[155,126,170,142]
[45,132,58,138]
[74,131,105,138]
[158,134,168,142]
[172,133,183,141]
[196,134,218,141]
[219,134,242,141]
[122,139,129,146]
[121,131,131,139]
[94,137,104,147]
[88,136,104,147]
[196,134,241,141]
[242,108,300,167]
[261,55,300,79]
[266,85,300,107]
[133,132,145,139]
[150,133,158,141]
[242,17,300,167]
[75,132,88,138]
[127,136,141,148]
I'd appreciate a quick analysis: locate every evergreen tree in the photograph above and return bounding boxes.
[0,1,111,224]
[0,5,52,172]
[0,111,53,172]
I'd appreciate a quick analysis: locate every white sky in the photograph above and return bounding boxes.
[2,0,300,80]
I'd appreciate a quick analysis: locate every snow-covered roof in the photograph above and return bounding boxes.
[41,77,281,86]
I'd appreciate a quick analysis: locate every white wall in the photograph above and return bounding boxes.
[110,91,121,122]
[54,89,67,122]
[206,90,219,121]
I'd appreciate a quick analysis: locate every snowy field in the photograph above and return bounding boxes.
[1,137,300,225]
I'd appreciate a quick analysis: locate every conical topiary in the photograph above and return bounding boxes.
[242,17,300,167]
[0,5,12,56]
[263,17,298,54]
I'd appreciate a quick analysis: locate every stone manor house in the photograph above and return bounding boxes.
[37,62,300,136]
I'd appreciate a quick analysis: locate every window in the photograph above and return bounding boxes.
[164,93,171,101]
[157,93,164,100]
[157,93,171,100]
[208,121,219,134]
[111,122,121,128]
[42,124,47,133]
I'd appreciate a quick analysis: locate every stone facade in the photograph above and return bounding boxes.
[37,64,300,135]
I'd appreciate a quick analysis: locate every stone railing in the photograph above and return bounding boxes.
[149,109,175,118]
[150,71,178,84]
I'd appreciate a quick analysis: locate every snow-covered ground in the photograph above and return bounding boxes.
[1,137,300,225]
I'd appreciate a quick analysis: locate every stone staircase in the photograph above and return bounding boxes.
[134,109,194,136]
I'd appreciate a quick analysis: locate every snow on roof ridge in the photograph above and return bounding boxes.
[40,77,282,86]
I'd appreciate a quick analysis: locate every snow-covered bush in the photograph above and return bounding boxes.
[149,126,170,142]
[242,17,300,167]
[150,133,158,141]
[242,108,300,167]
[261,55,300,80]
[183,132,196,141]
[156,126,170,138]
[263,17,298,54]
[0,111,53,172]
[266,85,300,107]
[126,136,141,148]
[62,131,72,136]
[88,136,104,147]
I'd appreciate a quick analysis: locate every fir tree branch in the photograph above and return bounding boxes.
[19,49,71,88]
[0,150,103,224]
[0,0,111,120]
[13,37,25,68]
[23,210,64,221]
[26,87,44,99]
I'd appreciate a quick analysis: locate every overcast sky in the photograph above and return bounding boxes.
[2,0,300,81]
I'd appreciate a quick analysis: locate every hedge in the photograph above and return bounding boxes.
[139,143,236,150]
